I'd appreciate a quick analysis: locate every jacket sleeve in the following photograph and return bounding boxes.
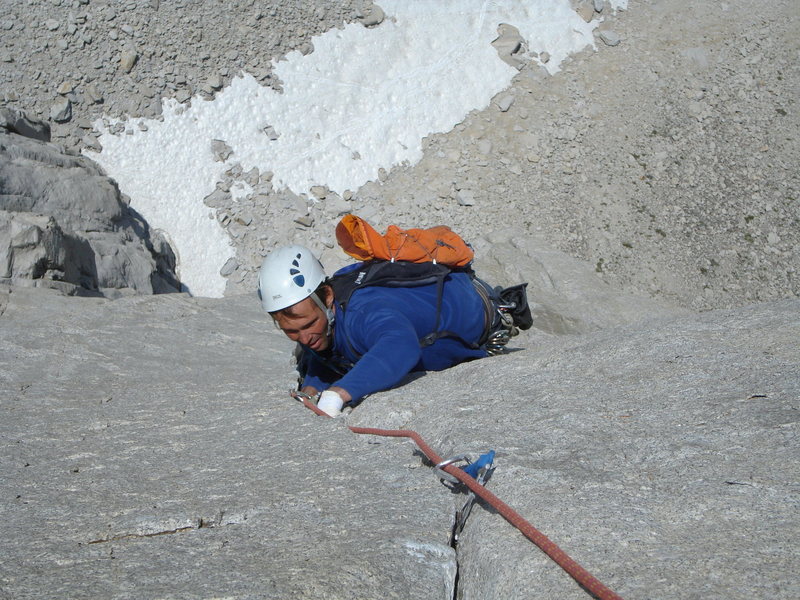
[332,307,422,401]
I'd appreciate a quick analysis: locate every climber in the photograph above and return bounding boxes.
[257,245,530,416]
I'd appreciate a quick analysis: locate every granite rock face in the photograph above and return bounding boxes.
[0,211,66,279]
[471,228,690,335]
[350,298,800,599]
[0,288,456,600]
[0,110,179,296]
[0,107,50,142]
[1,284,797,599]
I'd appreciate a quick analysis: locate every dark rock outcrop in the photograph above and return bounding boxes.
[0,107,179,297]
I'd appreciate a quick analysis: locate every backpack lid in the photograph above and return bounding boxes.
[335,214,474,267]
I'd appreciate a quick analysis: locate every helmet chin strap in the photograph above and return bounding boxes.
[310,292,335,338]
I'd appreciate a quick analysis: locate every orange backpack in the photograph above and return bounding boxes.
[335,214,474,267]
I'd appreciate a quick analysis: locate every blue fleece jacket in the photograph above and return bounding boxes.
[302,271,487,402]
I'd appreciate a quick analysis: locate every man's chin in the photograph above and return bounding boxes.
[311,338,331,352]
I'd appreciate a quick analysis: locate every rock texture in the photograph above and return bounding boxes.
[196,0,796,313]
[0,109,179,296]
[0,0,798,598]
[0,1,366,151]
[471,229,690,335]
[0,288,456,600]
[349,298,800,599]
[1,286,797,599]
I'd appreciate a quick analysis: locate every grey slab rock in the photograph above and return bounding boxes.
[119,48,138,73]
[598,29,621,47]
[472,229,689,334]
[495,94,515,112]
[359,5,385,28]
[0,288,457,599]
[0,132,122,231]
[491,23,526,70]
[0,291,796,599]
[0,210,67,279]
[349,298,800,599]
[211,138,234,161]
[49,97,72,123]
[576,2,595,23]
[456,189,475,207]
[219,256,239,276]
[84,83,103,104]
[0,209,112,295]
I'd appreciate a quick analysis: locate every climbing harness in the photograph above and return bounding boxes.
[485,310,517,355]
[297,397,625,600]
[471,277,531,355]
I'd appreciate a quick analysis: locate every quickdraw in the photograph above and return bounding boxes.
[435,451,496,541]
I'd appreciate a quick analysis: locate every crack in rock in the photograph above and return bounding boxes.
[85,511,244,545]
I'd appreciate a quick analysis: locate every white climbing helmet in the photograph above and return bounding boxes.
[257,245,327,313]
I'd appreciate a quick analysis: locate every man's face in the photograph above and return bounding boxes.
[274,296,331,352]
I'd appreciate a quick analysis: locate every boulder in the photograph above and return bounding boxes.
[0,108,179,296]
[0,211,65,279]
[0,210,99,294]
[0,107,51,142]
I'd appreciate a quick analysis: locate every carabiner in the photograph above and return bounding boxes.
[434,454,471,484]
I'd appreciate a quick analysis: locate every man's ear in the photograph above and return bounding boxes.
[321,284,335,308]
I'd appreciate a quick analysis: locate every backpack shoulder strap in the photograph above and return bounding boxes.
[328,261,453,310]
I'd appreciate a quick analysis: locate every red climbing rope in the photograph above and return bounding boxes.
[300,398,624,600]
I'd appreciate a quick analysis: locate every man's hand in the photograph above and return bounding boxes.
[291,386,352,417]
[316,386,353,417]
[317,390,344,416]
[299,385,320,397]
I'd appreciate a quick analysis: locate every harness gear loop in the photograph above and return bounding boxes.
[471,278,522,355]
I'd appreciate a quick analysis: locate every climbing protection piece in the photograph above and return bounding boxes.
[435,451,496,541]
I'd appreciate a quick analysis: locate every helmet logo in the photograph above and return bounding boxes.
[289,253,305,287]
